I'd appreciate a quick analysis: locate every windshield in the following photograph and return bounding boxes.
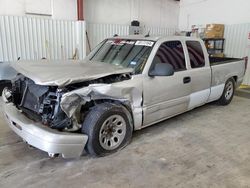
[88,39,154,74]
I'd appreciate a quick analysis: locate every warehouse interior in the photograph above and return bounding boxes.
[0,0,250,187]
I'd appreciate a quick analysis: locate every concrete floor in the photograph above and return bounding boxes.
[0,96,250,188]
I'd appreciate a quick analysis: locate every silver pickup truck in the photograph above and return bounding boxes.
[2,36,247,158]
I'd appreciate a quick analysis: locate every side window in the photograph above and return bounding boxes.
[152,41,186,72]
[186,41,205,68]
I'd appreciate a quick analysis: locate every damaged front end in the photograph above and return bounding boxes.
[9,75,72,131]
[7,72,138,132]
[2,67,143,158]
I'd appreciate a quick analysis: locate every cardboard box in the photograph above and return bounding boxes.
[205,24,224,38]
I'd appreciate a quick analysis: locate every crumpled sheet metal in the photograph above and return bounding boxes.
[60,82,143,130]
[11,60,133,87]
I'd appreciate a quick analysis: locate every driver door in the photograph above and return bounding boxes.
[143,40,192,127]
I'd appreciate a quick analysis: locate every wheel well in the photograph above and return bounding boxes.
[82,99,135,130]
[233,76,237,83]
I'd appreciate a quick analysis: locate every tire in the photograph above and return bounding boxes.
[82,103,133,157]
[217,78,235,105]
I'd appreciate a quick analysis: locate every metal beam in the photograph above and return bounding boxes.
[77,0,84,21]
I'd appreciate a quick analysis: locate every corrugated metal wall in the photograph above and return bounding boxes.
[2,17,249,84]
[0,16,86,62]
[0,17,177,62]
[143,26,176,36]
[86,23,177,50]
[224,23,250,85]
[86,23,129,51]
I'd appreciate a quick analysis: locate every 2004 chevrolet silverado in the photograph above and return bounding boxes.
[2,36,248,158]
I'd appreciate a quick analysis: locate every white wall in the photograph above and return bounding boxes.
[0,16,86,61]
[0,0,180,26]
[0,0,25,16]
[0,0,77,20]
[52,0,77,20]
[85,0,180,28]
[179,0,250,30]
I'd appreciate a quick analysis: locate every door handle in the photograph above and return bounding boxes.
[183,77,191,84]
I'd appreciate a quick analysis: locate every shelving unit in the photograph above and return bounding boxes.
[203,38,225,57]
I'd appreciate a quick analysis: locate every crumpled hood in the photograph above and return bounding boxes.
[11,60,133,87]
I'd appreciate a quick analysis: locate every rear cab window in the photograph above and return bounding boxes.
[186,41,205,68]
[151,40,186,72]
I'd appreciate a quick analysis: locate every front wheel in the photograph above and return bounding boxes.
[217,78,235,105]
[82,103,133,157]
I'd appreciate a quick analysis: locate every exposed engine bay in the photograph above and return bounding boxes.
[9,73,131,131]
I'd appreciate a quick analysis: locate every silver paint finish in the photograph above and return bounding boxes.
[211,60,245,87]
[208,84,225,102]
[142,37,210,126]
[142,72,191,126]
[3,36,246,158]
[99,115,126,150]
[11,60,133,87]
[188,89,210,110]
[60,75,144,130]
[3,103,88,158]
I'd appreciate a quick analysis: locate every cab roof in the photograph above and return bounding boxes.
[109,35,200,42]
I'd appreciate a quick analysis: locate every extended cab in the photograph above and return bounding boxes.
[2,36,247,158]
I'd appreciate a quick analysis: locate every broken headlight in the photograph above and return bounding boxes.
[2,87,12,103]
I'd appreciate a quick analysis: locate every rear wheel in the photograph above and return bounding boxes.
[82,103,133,157]
[217,78,235,105]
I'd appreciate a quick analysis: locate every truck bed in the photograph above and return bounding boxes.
[209,57,243,66]
[210,57,245,88]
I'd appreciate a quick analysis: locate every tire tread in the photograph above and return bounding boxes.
[82,103,132,157]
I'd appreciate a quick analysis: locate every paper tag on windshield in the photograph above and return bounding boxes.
[135,41,154,47]
[106,40,135,45]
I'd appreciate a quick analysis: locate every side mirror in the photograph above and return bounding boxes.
[149,63,174,77]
